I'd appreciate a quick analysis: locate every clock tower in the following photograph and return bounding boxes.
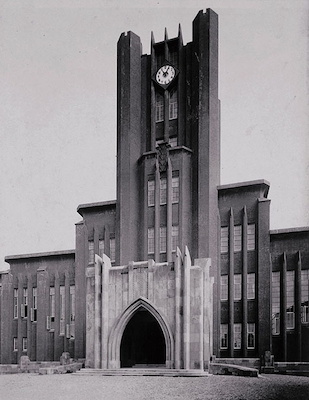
[116,9,220,273]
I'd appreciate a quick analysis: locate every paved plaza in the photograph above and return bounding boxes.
[0,373,308,400]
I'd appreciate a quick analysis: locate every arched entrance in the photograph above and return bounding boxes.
[120,308,166,367]
[108,297,174,369]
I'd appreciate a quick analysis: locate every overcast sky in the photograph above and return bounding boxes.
[1,0,308,270]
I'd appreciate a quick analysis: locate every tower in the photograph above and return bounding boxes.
[116,9,220,268]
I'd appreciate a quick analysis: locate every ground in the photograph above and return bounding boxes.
[1,373,308,400]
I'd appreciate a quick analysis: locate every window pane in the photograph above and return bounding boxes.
[88,241,94,264]
[234,225,242,252]
[156,92,164,122]
[247,273,255,300]
[286,271,295,330]
[148,228,155,254]
[172,175,179,203]
[220,324,228,349]
[160,227,167,253]
[234,274,242,300]
[272,272,280,335]
[220,227,228,254]
[110,238,115,262]
[301,270,309,323]
[172,225,179,252]
[148,179,155,207]
[221,275,228,301]
[234,324,242,349]
[169,88,178,120]
[160,177,167,205]
[247,224,255,251]
[247,323,255,349]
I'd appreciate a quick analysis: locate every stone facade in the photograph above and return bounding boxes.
[1,8,309,368]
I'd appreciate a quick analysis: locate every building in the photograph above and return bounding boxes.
[1,9,308,369]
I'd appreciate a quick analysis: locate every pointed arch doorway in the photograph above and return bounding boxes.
[120,308,166,367]
[108,297,174,369]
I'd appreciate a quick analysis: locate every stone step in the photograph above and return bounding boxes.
[74,368,209,377]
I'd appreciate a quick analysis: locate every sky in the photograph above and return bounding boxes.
[0,0,308,270]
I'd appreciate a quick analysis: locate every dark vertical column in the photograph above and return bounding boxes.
[75,221,86,359]
[17,274,23,361]
[0,272,13,363]
[27,273,32,360]
[177,24,185,147]
[257,198,271,357]
[242,207,248,357]
[281,253,287,361]
[228,208,234,357]
[166,158,172,262]
[191,9,220,264]
[295,251,302,361]
[36,268,49,361]
[116,31,142,265]
[155,160,160,261]
[150,32,156,152]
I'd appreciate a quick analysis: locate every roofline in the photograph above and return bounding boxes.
[77,200,116,216]
[218,179,270,197]
[5,249,75,262]
[270,227,309,235]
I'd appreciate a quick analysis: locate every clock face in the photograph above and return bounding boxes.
[156,65,176,86]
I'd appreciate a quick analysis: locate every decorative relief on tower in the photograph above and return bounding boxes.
[157,142,169,172]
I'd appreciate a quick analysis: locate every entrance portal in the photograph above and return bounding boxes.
[120,308,166,368]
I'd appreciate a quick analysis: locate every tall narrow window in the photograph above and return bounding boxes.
[172,175,179,203]
[156,92,164,122]
[247,273,255,300]
[70,286,75,339]
[22,288,28,318]
[13,338,18,352]
[31,287,37,322]
[88,240,94,264]
[220,275,228,301]
[172,225,179,252]
[234,225,242,252]
[148,228,155,255]
[110,238,115,263]
[160,227,167,253]
[169,88,178,120]
[99,239,104,258]
[220,324,228,349]
[247,323,255,349]
[234,274,242,300]
[220,227,228,254]
[234,324,242,349]
[301,269,309,323]
[13,289,18,319]
[22,338,27,352]
[247,224,255,251]
[60,286,65,336]
[148,179,155,207]
[49,287,55,330]
[272,272,280,335]
[286,271,295,330]
[160,177,167,205]
[168,137,177,148]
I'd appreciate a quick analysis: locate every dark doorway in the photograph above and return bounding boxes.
[120,308,166,368]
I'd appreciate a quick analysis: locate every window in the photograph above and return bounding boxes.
[160,177,167,205]
[220,275,228,301]
[22,338,27,352]
[60,286,65,336]
[220,227,228,254]
[32,287,37,322]
[88,241,94,264]
[70,286,75,339]
[21,288,28,318]
[272,272,280,335]
[172,225,179,252]
[160,227,167,253]
[220,324,228,349]
[234,225,242,252]
[99,239,104,258]
[247,273,255,300]
[234,274,242,301]
[49,287,55,330]
[234,324,242,349]
[247,224,255,251]
[148,179,155,207]
[13,338,18,352]
[301,270,309,323]
[286,271,295,330]
[13,289,18,319]
[247,323,255,349]
[110,238,115,262]
[156,92,164,122]
[169,137,177,148]
[169,88,178,120]
[172,175,179,203]
[148,228,155,255]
